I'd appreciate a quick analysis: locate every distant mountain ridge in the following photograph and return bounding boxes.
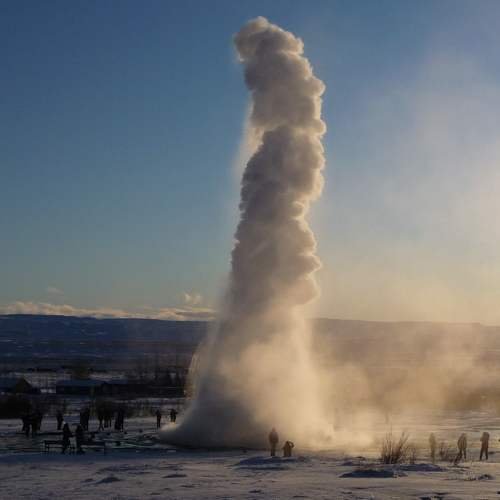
[2,313,499,341]
[2,314,500,370]
[0,314,208,343]
[0,314,208,366]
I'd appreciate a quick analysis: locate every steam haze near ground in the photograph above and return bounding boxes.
[162,17,332,448]
[312,319,500,445]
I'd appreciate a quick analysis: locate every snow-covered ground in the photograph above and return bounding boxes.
[3,447,500,499]
[3,411,500,499]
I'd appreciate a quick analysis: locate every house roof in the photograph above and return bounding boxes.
[0,377,29,389]
[106,379,130,385]
[55,379,106,387]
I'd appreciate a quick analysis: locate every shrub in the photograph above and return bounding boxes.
[0,395,32,418]
[438,441,455,462]
[380,431,411,464]
[70,359,92,380]
[408,444,418,465]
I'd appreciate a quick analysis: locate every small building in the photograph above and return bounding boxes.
[0,377,39,395]
[103,379,136,396]
[55,379,106,396]
[104,379,185,397]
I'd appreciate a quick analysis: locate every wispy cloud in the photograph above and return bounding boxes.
[0,301,215,321]
[183,292,203,306]
[46,286,64,295]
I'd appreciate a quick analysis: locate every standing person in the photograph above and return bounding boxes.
[35,410,43,432]
[29,413,38,436]
[61,422,73,454]
[79,409,86,429]
[120,408,125,430]
[156,409,162,429]
[429,433,437,464]
[480,432,490,461]
[83,408,90,431]
[283,440,294,458]
[75,424,85,454]
[105,408,113,428]
[269,428,279,457]
[56,410,64,431]
[21,414,30,436]
[97,409,104,431]
[169,408,178,423]
[454,433,467,464]
[115,408,125,431]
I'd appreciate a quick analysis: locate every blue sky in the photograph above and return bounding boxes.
[2,1,500,322]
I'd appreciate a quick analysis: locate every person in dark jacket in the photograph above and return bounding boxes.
[429,433,437,464]
[21,414,30,437]
[115,408,125,431]
[34,410,43,433]
[56,410,64,431]
[104,408,113,428]
[156,410,162,429]
[84,408,90,431]
[169,408,178,423]
[269,428,279,457]
[30,413,38,436]
[454,433,467,464]
[75,424,85,454]
[79,408,90,430]
[97,409,104,431]
[480,432,490,460]
[61,422,73,454]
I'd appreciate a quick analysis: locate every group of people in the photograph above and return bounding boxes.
[429,431,491,464]
[58,407,126,434]
[268,427,295,458]
[97,408,115,430]
[156,408,178,428]
[57,406,183,454]
[268,428,493,462]
[57,405,180,453]
[26,406,179,439]
[21,410,43,437]
[61,421,91,454]
[55,410,104,454]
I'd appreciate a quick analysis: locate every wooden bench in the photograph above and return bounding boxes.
[44,439,75,454]
[82,440,107,454]
[44,439,106,454]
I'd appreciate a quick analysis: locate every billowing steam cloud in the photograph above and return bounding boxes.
[162,17,331,448]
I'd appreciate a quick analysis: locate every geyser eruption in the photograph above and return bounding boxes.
[162,17,330,448]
